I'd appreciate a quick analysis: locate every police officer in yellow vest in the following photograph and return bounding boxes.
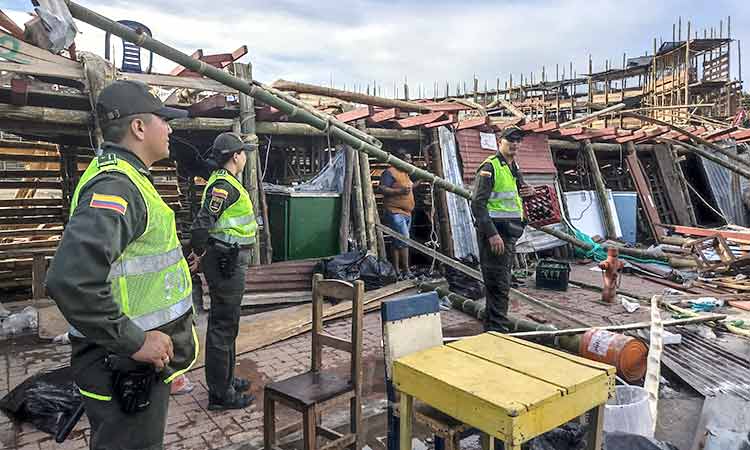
[46,80,197,449]
[470,126,535,332]
[188,132,257,410]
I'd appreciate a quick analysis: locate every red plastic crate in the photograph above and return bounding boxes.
[523,185,561,227]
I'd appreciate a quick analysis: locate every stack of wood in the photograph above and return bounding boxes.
[661,225,750,295]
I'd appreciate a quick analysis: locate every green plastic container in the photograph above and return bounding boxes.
[267,191,341,262]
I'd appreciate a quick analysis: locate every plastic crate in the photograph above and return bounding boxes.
[523,185,561,227]
[535,259,570,291]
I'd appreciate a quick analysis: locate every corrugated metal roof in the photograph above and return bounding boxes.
[455,130,557,186]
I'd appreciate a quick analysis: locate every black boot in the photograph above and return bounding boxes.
[208,390,255,411]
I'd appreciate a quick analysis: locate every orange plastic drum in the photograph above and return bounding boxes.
[579,329,647,382]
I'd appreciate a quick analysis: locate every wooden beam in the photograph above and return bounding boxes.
[624,142,664,241]
[368,108,400,124]
[335,106,373,123]
[395,112,445,129]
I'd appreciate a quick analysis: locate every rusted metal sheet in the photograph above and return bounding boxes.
[661,327,750,401]
[455,116,488,130]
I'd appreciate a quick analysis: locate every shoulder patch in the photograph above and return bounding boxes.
[208,196,224,215]
[90,193,128,215]
[212,187,229,199]
[97,153,118,167]
[479,170,492,177]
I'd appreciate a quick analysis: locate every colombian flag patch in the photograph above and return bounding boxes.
[212,188,229,199]
[90,193,128,215]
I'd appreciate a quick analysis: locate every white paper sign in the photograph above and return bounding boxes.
[479,132,498,151]
[587,329,616,357]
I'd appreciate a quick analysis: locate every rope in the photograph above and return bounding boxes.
[261,136,272,181]
[685,180,729,225]
[427,179,440,275]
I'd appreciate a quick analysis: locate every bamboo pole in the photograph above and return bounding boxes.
[234,63,261,266]
[351,151,367,249]
[272,79,431,113]
[583,139,617,239]
[509,313,727,338]
[339,146,354,252]
[359,151,378,255]
[559,102,626,127]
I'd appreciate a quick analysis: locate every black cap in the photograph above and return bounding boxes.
[96,80,188,124]
[209,132,254,158]
[500,125,525,141]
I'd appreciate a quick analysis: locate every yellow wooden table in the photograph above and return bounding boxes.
[393,332,616,450]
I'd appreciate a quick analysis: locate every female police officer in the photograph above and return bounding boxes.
[189,132,257,410]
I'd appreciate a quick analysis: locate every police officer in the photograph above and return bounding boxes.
[188,132,257,410]
[470,126,535,332]
[46,80,197,449]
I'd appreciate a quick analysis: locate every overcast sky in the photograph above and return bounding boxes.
[3,0,748,97]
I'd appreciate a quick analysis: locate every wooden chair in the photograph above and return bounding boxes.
[264,274,364,450]
[381,292,473,450]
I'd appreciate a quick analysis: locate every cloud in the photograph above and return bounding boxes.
[3,0,747,97]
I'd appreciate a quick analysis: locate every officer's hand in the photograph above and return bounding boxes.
[131,331,174,370]
[488,235,505,255]
[519,185,536,198]
[187,250,204,273]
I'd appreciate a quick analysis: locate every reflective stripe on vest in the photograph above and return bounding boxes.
[108,247,184,280]
[69,294,193,338]
[208,232,256,246]
[69,155,192,338]
[480,155,523,220]
[202,170,258,245]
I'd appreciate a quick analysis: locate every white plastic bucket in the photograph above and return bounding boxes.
[603,385,654,438]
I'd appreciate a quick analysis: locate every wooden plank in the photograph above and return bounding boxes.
[190,279,420,371]
[37,304,69,339]
[120,72,236,93]
[0,30,81,68]
[652,144,694,225]
[368,108,400,124]
[456,117,488,130]
[557,127,584,137]
[422,118,456,129]
[395,112,445,129]
[317,333,353,353]
[624,145,664,240]
[188,94,229,116]
[335,106,373,123]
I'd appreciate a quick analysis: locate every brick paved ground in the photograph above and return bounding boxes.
[0,307,482,450]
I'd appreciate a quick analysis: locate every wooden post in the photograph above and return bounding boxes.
[351,150,367,249]
[234,62,261,266]
[32,254,46,303]
[685,21,691,106]
[583,139,617,239]
[359,151,379,255]
[339,146,354,252]
[430,129,454,258]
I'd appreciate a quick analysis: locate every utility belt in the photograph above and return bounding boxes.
[105,354,172,414]
[208,237,241,279]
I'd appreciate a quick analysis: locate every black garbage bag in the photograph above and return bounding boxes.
[603,432,679,450]
[315,250,397,291]
[0,366,82,435]
[527,422,587,450]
